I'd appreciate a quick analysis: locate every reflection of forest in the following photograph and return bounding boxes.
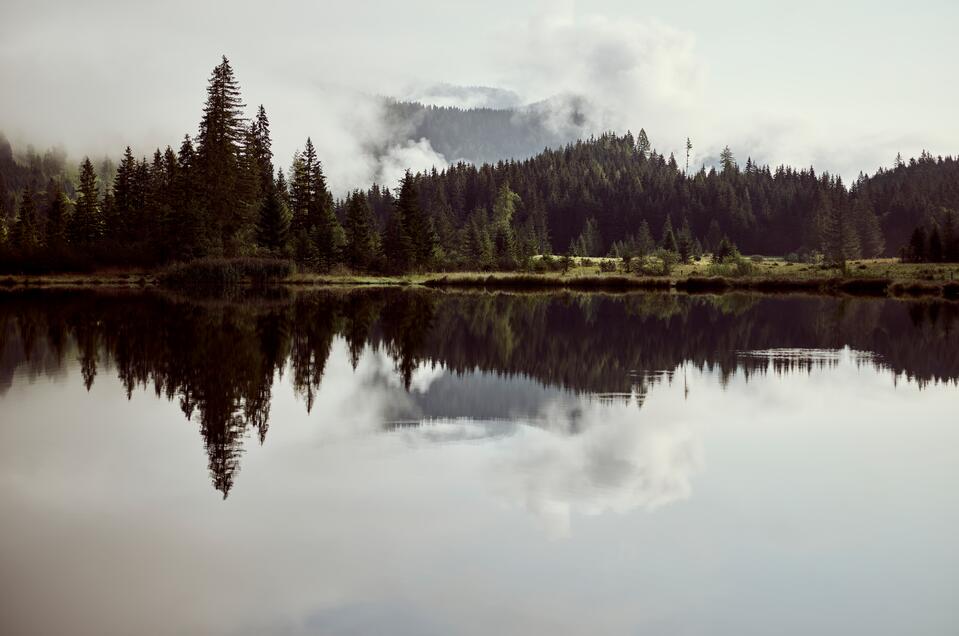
[1,289,956,496]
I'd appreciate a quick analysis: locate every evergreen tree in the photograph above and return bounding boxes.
[44,185,69,248]
[69,157,103,245]
[112,146,137,241]
[196,56,247,252]
[705,219,723,254]
[636,219,655,256]
[11,183,40,249]
[636,129,650,158]
[247,105,274,203]
[344,190,377,270]
[942,212,958,262]
[660,215,678,253]
[677,217,694,263]
[854,199,885,258]
[172,135,203,260]
[905,226,927,262]
[460,207,493,270]
[382,205,413,273]
[570,216,602,257]
[928,226,943,262]
[720,146,737,173]
[491,183,520,267]
[256,176,290,254]
[715,236,737,262]
[395,171,434,270]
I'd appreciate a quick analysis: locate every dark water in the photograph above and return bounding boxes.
[1,288,958,635]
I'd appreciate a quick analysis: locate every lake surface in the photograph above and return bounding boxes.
[1,288,957,635]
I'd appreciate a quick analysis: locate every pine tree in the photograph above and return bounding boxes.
[636,129,651,159]
[942,212,958,262]
[636,219,655,256]
[705,219,723,254]
[905,226,927,262]
[247,105,274,200]
[307,147,341,270]
[69,157,103,245]
[12,183,40,249]
[172,135,203,259]
[343,190,377,270]
[854,199,885,258]
[660,215,678,253]
[288,150,309,236]
[383,206,413,273]
[460,207,493,270]
[45,184,69,248]
[675,219,693,263]
[196,56,247,252]
[928,226,943,262]
[715,236,737,262]
[396,171,434,270]
[720,146,737,174]
[492,183,520,267]
[256,176,290,254]
[112,146,137,241]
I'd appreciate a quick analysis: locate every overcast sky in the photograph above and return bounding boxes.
[1,0,956,191]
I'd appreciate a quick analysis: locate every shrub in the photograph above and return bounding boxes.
[706,256,756,278]
[159,257,294,287]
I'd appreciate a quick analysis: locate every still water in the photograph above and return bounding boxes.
[1,289,957,635]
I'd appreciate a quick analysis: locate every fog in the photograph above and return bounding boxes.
[1,0,956,192]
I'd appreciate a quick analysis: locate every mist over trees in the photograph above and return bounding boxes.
[382,98,580,166]
[1,56,958,274]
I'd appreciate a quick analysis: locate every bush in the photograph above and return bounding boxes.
[159,257,294,287]
[706,256,756,278]
[598,259,617,273]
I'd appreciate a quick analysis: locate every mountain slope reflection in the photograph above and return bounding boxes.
[1,288,956,498]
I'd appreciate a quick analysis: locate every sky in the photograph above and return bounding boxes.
[1,0,957,192]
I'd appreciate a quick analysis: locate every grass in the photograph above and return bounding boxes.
[158,257,294,288]
[2,257,959,299]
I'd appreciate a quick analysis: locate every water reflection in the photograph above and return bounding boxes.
[1,288,957,498]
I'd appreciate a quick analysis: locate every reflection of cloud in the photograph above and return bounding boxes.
[329,346,703,538]
[489,397,703,538]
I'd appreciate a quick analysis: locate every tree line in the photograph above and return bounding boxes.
[1,56,958,274]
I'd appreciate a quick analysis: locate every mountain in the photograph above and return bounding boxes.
[382,95,590,166]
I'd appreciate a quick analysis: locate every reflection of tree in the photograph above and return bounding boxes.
[290,295,338,413]
[1,288,957,495]
[379,291,436,390]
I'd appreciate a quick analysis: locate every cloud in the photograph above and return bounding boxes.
[500,14,704,139]
[400,83,523,110]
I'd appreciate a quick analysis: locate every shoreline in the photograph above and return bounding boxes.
[2,269,958,300]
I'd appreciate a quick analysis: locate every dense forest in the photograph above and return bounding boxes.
[1,56,957,274]
[2,288,957,495]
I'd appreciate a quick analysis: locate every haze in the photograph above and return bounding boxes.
[1,0,956,192]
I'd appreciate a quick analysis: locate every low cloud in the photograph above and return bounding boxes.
[500,14,703,142]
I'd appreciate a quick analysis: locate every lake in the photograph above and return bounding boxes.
[1,288,957,635]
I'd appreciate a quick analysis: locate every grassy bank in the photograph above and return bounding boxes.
[2,258,959,299]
